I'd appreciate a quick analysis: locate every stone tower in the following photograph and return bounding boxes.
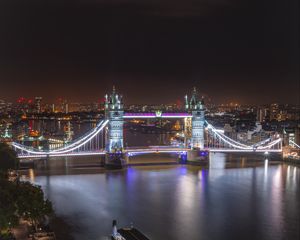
[105,86,124,152]
[185,87,205,149]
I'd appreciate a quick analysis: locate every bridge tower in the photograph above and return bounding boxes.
[104,86,125,168]
[105,86,124,152]
[185,87,205,149]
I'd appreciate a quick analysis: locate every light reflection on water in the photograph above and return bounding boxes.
[23,153,300,240]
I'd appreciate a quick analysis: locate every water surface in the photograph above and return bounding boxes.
[23,154,300,240]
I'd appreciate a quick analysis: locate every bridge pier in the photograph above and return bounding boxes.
[178,151,188,164]
[177,149,210,165]
[105,152,126,169]
[185,149,209,165]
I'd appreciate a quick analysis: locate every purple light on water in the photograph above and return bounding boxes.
[179,166,187,175]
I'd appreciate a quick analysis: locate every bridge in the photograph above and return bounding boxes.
[12,87,282,168]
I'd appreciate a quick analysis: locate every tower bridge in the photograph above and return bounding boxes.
[12,87,283,168]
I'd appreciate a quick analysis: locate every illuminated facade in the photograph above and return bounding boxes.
[185,87,205,149]
[105,86,124,152]
[184,117,192,147]
[34,97,42,113]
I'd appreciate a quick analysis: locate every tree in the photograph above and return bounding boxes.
[16,182,54,231]
[0,178,19,235]
[0,144,19,235]
[0,178,54,236]
[0,143,19,173]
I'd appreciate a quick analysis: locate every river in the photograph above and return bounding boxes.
[20,153,300,240]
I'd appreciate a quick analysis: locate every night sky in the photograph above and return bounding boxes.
[0,0,299,104]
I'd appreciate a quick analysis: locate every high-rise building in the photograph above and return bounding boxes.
[64,102,69,113]
[34,97,42,113]
[51,104,55,113]
[270,103,279,121]
[256,107,268,122]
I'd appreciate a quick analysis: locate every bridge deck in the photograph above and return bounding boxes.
[17,147,282,159]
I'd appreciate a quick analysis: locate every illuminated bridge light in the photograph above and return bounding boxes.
[13,120,109,156]
[123,113,156,118]
[123,112,192,118]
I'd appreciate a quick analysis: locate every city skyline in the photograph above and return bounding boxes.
[0,0,299,104]
[0,92,299,106]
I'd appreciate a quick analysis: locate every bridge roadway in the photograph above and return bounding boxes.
[17,146,188,159]
[17,146,282,159]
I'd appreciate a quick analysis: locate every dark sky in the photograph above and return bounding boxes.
[0,0,299,104]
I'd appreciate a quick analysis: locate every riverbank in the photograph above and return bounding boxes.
[9,216,73,240]
[48,217,73,240]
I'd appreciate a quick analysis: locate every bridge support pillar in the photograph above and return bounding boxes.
[105,152,126,169]
[178,151,188,164]
[185,150,209,165]
[124,153,129,165]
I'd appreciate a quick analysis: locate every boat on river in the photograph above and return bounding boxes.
[111,220,150,240]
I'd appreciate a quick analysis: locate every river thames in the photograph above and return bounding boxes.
[20,153,300,240]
